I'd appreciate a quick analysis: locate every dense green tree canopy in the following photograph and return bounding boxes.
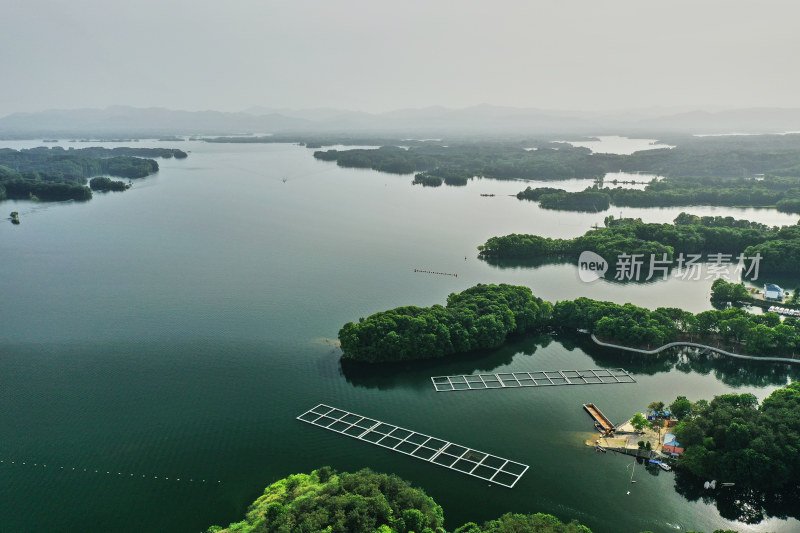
[537,190,611,212]
[413,174,443,187]
[89,176,130,191]
[709,279,752,303]
[339,284,553,363]
[312,133,800,183]
[453,513,592,533]
[206,467,739,533]
[673,383,800,491]
[0,146,185,203]
[518,176,800,214]
[310,134,800,212]
[518,186,615,212]
[206,468,444,533]
[556,295,800,356]
[479,213,800,274]
[340,283,800,362]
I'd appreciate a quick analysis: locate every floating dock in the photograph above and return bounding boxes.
[414,269,458,277]
[431,368,636,392]
[583,403,616,434]
[297,403,529,488]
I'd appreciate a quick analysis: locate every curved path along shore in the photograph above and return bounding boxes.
[590,334,800,365]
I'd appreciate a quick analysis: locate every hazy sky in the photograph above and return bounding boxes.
[2,0,799,117]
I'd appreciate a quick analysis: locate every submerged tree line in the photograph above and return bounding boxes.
[0,146,187,202]
[338,283,800,363]
[478,212,800,275]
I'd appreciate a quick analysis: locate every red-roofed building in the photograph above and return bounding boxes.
[663,432,684,455]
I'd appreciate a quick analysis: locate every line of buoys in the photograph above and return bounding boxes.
[413,269,458,277]
[0,459,221,483]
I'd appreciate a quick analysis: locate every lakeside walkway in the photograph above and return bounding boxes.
[590,334,800,365]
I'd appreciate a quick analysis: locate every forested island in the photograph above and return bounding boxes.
[413,168,471,187]
[517,174,800,213]
[478,212,800,275]
[205,467,733,533]
[339,283,800,362]
[0,146,186,202]
[311,134,800,176]
[309,135,800,212]
[517,187,612,211]
[207,133,800,212]
[314,143,611,179]
[89,176,130,191]
[205,134,423,148]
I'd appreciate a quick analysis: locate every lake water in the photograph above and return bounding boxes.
[1,140,799,533]
[556,136,675,155]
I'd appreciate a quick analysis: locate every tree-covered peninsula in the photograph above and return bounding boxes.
[517,175,800,214]
[205,468,444,533]
[517,187,612,211]
[314,143,614,179]
[670,383,800,491]
[312,133,800,177]
[0,146,186,202]
[204,467,593,533]
[478,213,800,275]
[339,283,800,362]
[339,284,552,363]
[206,467,737,533]
[556,295,800,356]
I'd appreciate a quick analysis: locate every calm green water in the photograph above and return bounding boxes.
[1,140,799,533]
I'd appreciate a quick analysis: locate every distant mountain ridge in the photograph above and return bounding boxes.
[1,104,799,138]
[0,106,311,138]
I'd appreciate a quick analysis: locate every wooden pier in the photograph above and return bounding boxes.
[583,403,616,435]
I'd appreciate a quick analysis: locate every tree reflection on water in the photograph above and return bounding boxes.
[674,470,800,525]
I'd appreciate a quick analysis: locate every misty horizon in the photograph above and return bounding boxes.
[3,0,800,118]
[5,101,800,119]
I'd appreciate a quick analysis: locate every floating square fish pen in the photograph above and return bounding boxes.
[297,403,529,488]
[431,368,636,392]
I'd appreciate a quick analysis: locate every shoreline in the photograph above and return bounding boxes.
[590,334,800,365]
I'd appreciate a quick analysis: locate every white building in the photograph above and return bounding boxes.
[764,283,784,300]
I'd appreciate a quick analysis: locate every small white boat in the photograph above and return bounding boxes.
[658,462,671,471]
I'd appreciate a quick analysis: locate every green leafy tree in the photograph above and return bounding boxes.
[206,468,443,533]
[669,396,693,420]
[673,384,800,490]
[339,284,551,362]
[631,413,648,432]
